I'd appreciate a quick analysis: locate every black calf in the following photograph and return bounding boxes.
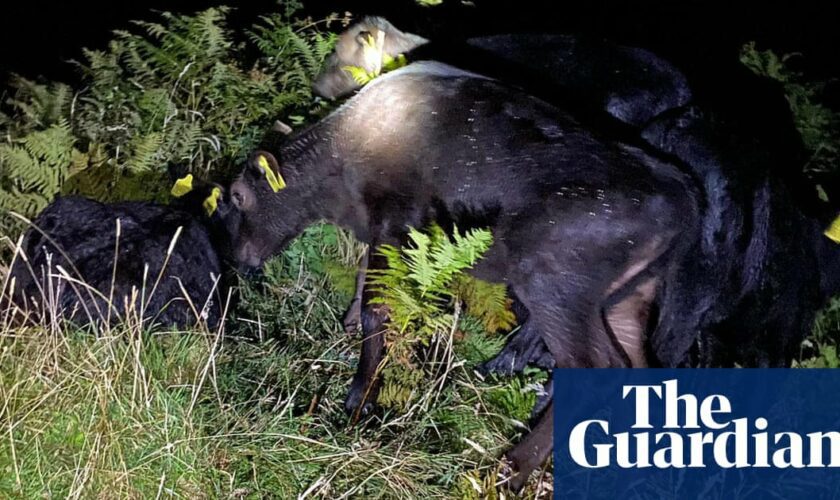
[4,176,232,329]
[288,15,837,492]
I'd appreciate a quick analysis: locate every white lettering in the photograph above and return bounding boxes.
[772,432,805,468]
[569,419,612,468]
[623,384,662,429]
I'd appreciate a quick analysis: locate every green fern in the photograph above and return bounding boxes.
[377,363,425,410]
[248,14,340,81]
[485,367,549,424]
[454,276,516,334]
[368,224,497,410]
[342,50,409,86]
[126,132,163,173]
[0,5,343,237]
[3,76,73,134]
[0,121,76,234]
[454,315,507,367]
[370,224,493,335]
[342,65,377,86]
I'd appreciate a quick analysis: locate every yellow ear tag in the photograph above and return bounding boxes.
[202,187,222,216]
[361,33,380,68]
[825,215,840,244]
[171,174,194,197]
[343,32,389,86]
[258,155,286,192]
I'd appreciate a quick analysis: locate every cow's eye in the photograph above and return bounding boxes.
[232,191,244,209]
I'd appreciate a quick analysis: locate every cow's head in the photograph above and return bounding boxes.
[168,166,238,264]
[312,16,427,99]
[224,150,302,272]
[168,167,229,220]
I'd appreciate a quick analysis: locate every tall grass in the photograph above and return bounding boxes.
[0,223,551,498]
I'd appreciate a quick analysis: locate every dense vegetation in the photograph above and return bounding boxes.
[0,3,838,498]
[0,3,339,237]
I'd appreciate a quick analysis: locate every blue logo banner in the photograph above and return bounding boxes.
[553,369,840,500]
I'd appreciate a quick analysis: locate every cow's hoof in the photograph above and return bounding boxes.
[495,455,527,494]
[504,456,529,494]
[343,298,362,333]
[500,457,552,497]
[344,382,376,420]
[532,382,553,418]
[344,396,375,420]
[479,351,522,376]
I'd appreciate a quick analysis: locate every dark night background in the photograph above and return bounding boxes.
[1,0,838,95]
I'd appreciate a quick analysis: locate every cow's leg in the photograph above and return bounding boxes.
[343,249,369,333]
[344,249,390,421]
[504,293,619,492]
[506,402,555,492]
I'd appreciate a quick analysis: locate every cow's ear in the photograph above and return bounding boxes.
[170,173,194,198]
[248,150,286,192]
[355,30,374,47]
[231,178,254,212]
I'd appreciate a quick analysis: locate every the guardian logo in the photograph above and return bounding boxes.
[555,370,840,498]
[568,379,840,469]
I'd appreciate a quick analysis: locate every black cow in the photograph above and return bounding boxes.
[3,174,232,329]
[226,62,702,490]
